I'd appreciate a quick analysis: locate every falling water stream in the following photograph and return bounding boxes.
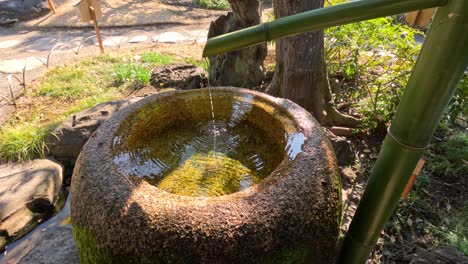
[206,69,219,172]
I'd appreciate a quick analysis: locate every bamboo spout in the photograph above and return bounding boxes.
[202,0,447,57]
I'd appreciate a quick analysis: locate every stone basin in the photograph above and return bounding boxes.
[71,87,342,263]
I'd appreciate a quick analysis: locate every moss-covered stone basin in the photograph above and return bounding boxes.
[71,87,342,263]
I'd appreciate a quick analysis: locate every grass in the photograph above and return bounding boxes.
[184,57,209,71]
[0,48,206,162]
[0,122,52,162]
[141,51,173,65]
[114,63,151,87]
[437,209,468,255]
[193,0,230,10]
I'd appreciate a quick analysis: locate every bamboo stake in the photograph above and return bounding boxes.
[7,75,17,111]
[47,0,56,13]
[88,3,104,54]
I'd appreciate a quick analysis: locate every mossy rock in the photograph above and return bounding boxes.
[71,87,342,263]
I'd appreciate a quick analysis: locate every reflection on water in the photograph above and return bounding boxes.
[286,132,307,160]
[113,118,282,197]
[112,92,288,197]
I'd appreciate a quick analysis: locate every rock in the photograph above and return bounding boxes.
[47,98,142,164]
[18,225,79,264]
[128,35,148,43]
[330,136,355,166]
[0,159,63,250]
[154,32,187,43]
[100,36,128,47]
[0,0,50,25]
[0,57,46,74]
[404,246,468,264]
[150,64,207,90]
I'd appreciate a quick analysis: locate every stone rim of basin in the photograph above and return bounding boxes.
[71,87,342,263]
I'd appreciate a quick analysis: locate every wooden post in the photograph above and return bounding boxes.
[401,158,426,198]
[74,0,104,54]
[47,0,56,13]
[88,4,104,54]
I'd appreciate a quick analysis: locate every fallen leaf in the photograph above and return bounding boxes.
[407,218,413,226]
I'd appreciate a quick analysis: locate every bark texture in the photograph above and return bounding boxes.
[271,0,359,127]
[207,0,267,87]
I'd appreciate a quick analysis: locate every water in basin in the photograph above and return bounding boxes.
[112,91,285,197]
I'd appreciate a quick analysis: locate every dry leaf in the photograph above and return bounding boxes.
[407,218,413,226]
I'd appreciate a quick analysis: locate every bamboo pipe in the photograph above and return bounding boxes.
[339,0,468,262]
[202,0,447,57]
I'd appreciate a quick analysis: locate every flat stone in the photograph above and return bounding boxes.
[0,159,63,250]
[0,57,45,74]
[155,32,187,43]
[18,225,79,264]
[99,36,128,47]
[196,36,207,43]
[150,63,207,90]
[128,35,148,43]
[0,39,22,49]
[47,98,143,164]
[187,29,209,37]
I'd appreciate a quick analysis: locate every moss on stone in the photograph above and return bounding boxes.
[72,225,114,264]
[260,243,309,264]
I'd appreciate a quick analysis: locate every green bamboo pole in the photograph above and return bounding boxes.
[338,0,468,263]
[202,0,447,57]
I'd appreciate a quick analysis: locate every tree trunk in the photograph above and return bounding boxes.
[207,0,267,87]
[271,0,359,127]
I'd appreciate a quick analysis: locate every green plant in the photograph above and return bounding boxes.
[35,55,121,101]
[0,122,52,162]
[185,57,209,71]
[114,63,150,87]
[441,133,468,162]
[325,17,422,131]
[431,208,468,255]
[193,0,229,10]
[141,51,173,65]
[444,74,468,125]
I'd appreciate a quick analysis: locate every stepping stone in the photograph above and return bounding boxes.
[0,57,45,74]
[0,39,21,49]
[196,37,207,43]
[0,159,63,251]
[187,29,208,37]
[98,36,128,47]
[154,32,187,43]
[128,35,148,43]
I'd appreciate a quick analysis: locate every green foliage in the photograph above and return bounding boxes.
[141,51,173,65]
[185,57,209,71]
[441,133,468,162]
[114,63,150,87]
[440,207,468,256]
[325,17,421,131]
[0,122,51,162]
[445,74,468,125]
[193,0,229,10]
[36,55,120,101]
[37,67,93,100]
